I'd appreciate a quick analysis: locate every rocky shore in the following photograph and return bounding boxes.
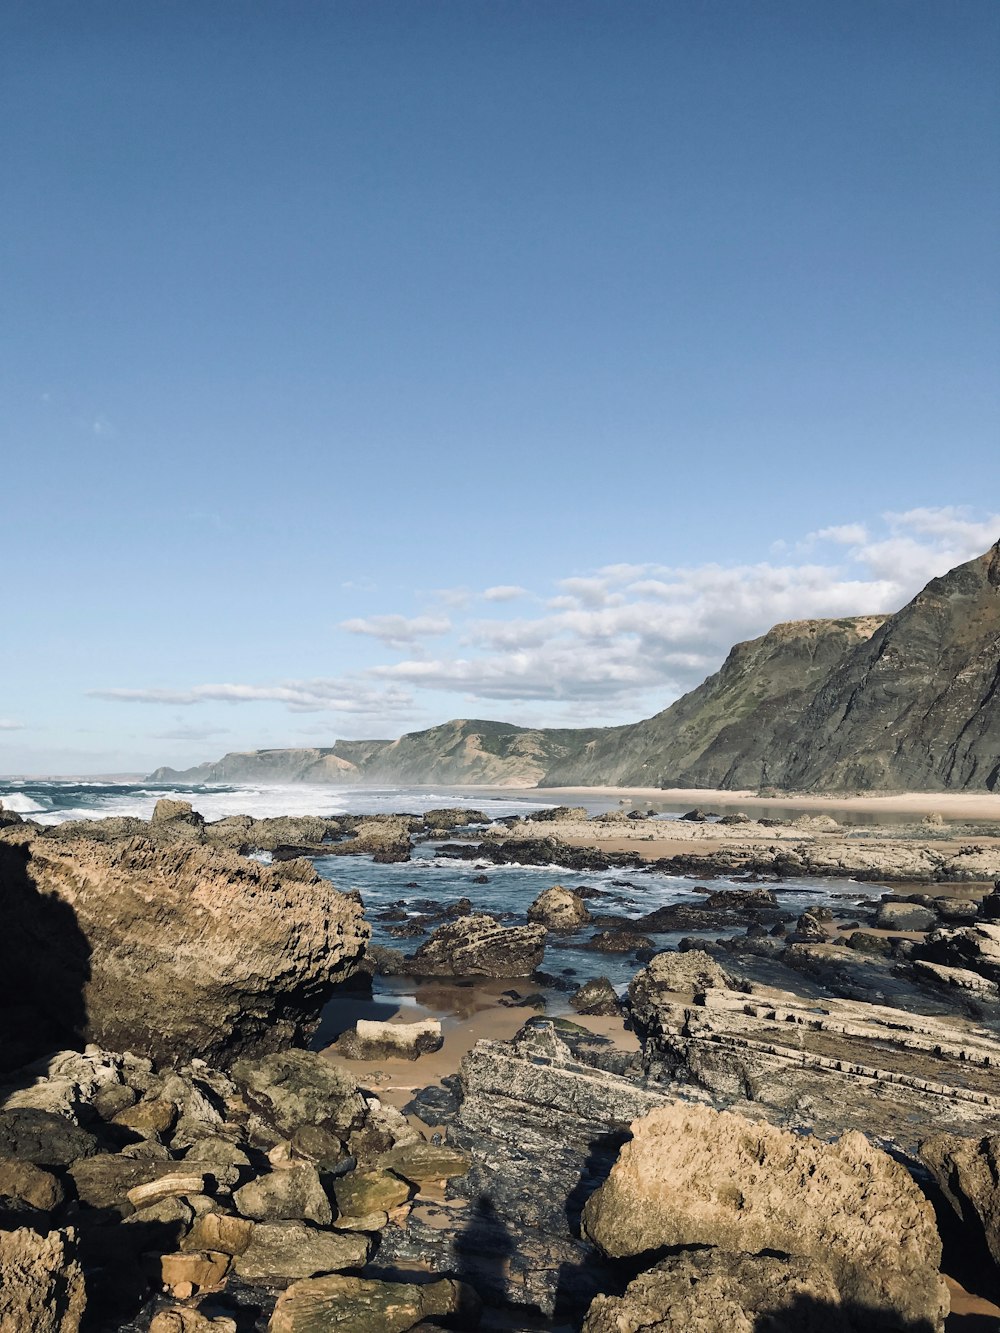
[4,796,1000,1330]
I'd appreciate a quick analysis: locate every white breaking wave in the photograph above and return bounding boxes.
[1,780,552,827]
[0,793,48,814]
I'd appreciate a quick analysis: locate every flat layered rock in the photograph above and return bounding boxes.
[233,1220,371,1284]
[582,1103,948,1332]
[628,959,1000,1147]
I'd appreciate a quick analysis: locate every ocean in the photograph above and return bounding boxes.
[0,776,880,996]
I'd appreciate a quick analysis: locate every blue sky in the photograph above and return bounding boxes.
[2,1,998,774]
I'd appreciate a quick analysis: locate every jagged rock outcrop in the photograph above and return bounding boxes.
[582,1103,948,1331]
[0,1227,86,1332]
[0,832,368,1066]
[582,1250,850,1333]
[381,1019,671,1315]
[920,1132,1000,1268]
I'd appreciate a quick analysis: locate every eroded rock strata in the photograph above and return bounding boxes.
[0,827,368,1067]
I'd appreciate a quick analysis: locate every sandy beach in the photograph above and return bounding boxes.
[509,784,1000,822]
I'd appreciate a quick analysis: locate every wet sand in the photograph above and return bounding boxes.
[322,976,639,1121]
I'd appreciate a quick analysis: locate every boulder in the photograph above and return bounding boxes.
[916,922,1000,985]
[584,930,655,953]
[920,1132,1000,1266]
[0,1227,86,1332]
[0,1109,98,1168]
[407,913,546,978]
[333,1019,442,1062]
[527,886,591,929]
[233,1220,371,1284]
[268,1273,476,1333]
[569,977,620,1016]
[874,901,937,932]
[233,1164,332,1225]
[582,1249,849,1333]
[148,799,205,844]
[333,1167,411,1218]
[0,1156,64,1211]
[582,1103,948,1332]
[377,1141,470,1187]
[68,1154,186,1214]
[150,1310,237,1333]
[0,834,368,1065]
[180,1211,254,1256]
[230,1049,368,1140]
[627,949,731,1011]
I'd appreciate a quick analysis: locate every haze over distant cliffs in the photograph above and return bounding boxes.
[151,540,1000,793]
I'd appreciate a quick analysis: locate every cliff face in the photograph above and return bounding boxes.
[539,617,887,789]
[768,541,1000,792]
[149,540,1000,794]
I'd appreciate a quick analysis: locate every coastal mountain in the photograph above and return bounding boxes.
[149,720,606,788]
[150,539,1000,793]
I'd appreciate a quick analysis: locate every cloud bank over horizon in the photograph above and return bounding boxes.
[88,507,999,752]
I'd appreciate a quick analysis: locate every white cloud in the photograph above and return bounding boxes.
[0,720,25,731]
[810,523,869,545]
[90,680,416,718]
[339,614,452,649]
[482,585,529,602]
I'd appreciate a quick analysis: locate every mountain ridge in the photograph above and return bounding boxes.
[149,540,1000,793]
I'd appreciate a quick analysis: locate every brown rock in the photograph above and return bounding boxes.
[920,1132,1000,1267]
[527,886,591,929]
[127,1173,207,1210]
[582,1249,849,1333]
[181,1211,254,1256]
[0,834,368,1065]
[160,1248,230,1294]
[582,1103,947,1332]
[0,1155,65,1211]
[230,1049,367,1139]
[268,1273,474,1333]
[233,1220,371,1284]
[149,1309,237,1333]
[333,1168,411,1218]
[0,1227,86,1332]
[112,1098,178,1138]
[376,1141,470,1186]
[233,1164,332,1225]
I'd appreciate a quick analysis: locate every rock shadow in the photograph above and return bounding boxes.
[0,838,91,1079]
[752,1298,945,1332]
[453,1192,517,1311]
